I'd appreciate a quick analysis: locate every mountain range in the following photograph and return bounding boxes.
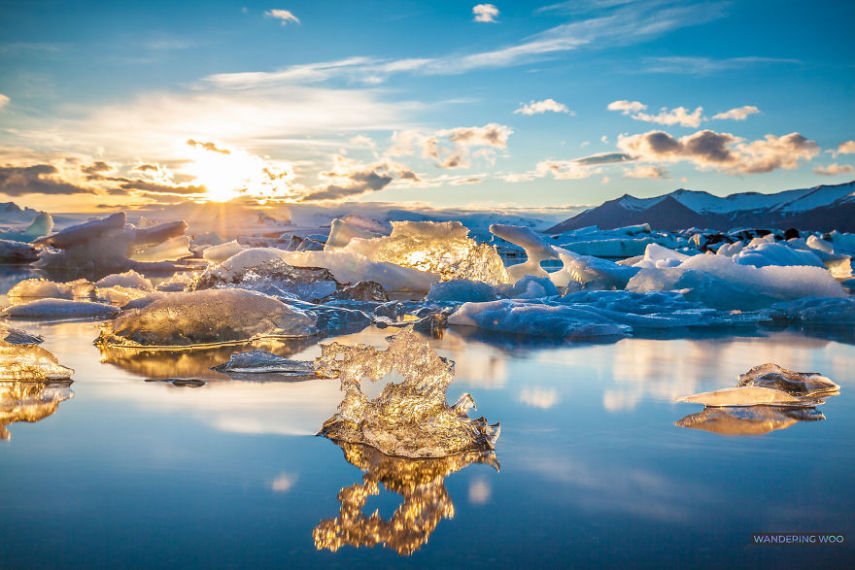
[547,180,855,233]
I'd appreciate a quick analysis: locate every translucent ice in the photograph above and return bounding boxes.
[97,289,317,348]
[211,350,318,376]
[765,296,855,324]
[489,224,558,281]
[736,363,839,396]
[0,341,74,382]
[334,221,510,285]
[202,240,244,263]
[316,328,500,458]
[426,279,497,303]
[676,386,823,407]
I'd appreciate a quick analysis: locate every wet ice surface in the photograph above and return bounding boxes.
[0,318,853,568]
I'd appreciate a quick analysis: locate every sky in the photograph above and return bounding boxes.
[0,0,853,212]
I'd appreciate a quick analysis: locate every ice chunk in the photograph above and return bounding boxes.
[129,235,192,263]
[0,379,73,440]
[503,275,560,299]
[0,341,74,381]
[322,281,389,302]
[316,328,500,458]
[313,442,498,555]
[34,212,189,274]
[676,386,822,407]
[2,327,44,345]
[628,252,845,310]
[731,241,825,268]
[202,240,245,263]
[550,247,639,289]
[97,289,317,348]
[633,243,691,269]
[559,237,659,258]
[490,224,558,281]
[765,296,855,324]
[2,299,120,320]
[0,211,54,242]
[7,278,95,301]
[675,406,824,436]
[335,221,510,285]
[95,270,153,291]
[211,350,317,376]
[736,363,839,396]
[427,279,497,303]
[194,248,341,300]
[279,250,438,293]
[0,239,38,263]
[325,216,390,250]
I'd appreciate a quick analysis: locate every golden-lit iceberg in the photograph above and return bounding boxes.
[313,442,498,556]
[0,340,74,382]
[317,328,500,458]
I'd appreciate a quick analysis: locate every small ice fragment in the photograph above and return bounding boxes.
[0,341,74,382]
[211,350,317,376]
[736,363,839,396]
[676,386,822,407]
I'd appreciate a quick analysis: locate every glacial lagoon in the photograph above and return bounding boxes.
[1,316,853,568]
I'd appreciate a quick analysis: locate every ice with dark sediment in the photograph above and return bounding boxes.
[0,239,39,263]
[97,289,318,348]
[211,350,317,377]
[317,328,500,458]
[764,296,855,324]
[2,298,120,320]
[736,363,839,396]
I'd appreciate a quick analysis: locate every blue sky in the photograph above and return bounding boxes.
[0,0,853,211]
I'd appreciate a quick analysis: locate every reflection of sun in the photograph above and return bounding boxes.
[183,143,295,202]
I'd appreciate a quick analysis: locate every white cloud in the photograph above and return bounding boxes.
[711,105,760,121]
[473,4,499,23]
[265,9,300,25]
[607,100,646,114]
[642,56,801,75]
[813,163,854,176]
[623,164,668,179]
[0,94,8,109]
[608,100,702,127]
[836,140,855,155]
[514,98,572,116]
[388,123,512,169]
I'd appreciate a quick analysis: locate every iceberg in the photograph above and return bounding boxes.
[201,240,244,263]
[97,289,318,348]
[0,239,39,263]
[489,224,558,281]
[0,341,74,382]
[317,328,500,458]
[764,296,855,324]
[333,221,510,285]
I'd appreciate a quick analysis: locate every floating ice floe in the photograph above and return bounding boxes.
[627,245,846,310]
[211,350,318,377]
[676,386,824,407]
[201,240,244,263]
[736,363,839,396]
[674,406,824,435]
[447,290,758,339]
[317,328,500,458]
[2,299,120,320]
[97,289,318,348]
[332,220,510,285]
[6,270,154,306]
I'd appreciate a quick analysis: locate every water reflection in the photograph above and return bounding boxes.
[0,380,73,440]
[98,338,318,380]
[675,406,825,435]
[314,442,499,556]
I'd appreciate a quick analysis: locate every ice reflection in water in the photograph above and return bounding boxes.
[0,380,73,440]
[314,442,498,556]
[675,406,825,435]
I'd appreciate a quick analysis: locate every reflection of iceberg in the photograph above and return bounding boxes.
[675,406,824,436]
[0,380,73,440]
[317,328,500,458]
[314,442,498,556]
[98,338,317,380]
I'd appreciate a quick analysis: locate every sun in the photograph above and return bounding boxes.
[183,142,296,202]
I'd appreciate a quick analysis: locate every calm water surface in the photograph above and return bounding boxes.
[1,315,854,568]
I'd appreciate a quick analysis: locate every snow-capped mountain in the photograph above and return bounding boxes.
[547,180,855,233]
